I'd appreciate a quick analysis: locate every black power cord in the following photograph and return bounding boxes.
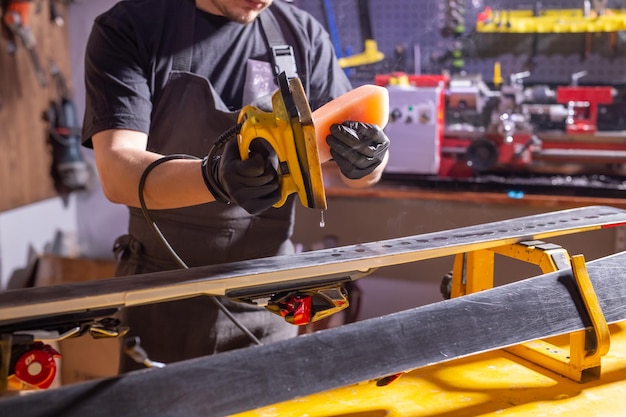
[137,141,262,348]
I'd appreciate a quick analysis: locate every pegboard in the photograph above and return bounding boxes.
[294,0,626,86]
[0,0,72,212]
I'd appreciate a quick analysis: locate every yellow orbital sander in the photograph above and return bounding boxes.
[237,72,390,212]
[237,73,325,209]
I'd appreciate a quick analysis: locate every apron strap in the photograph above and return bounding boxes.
[259,8,298,80]
[172,0,195,72]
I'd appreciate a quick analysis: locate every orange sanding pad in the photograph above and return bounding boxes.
[312,85,389,162]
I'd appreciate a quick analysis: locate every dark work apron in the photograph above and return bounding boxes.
[114,2,298,372]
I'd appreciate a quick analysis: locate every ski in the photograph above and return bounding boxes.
[1,250,626,416]
[0,205,625,332]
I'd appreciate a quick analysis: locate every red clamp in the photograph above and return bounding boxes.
[14,342,61,389]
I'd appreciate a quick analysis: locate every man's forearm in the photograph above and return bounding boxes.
[91,129,216,209]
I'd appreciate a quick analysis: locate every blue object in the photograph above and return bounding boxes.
[507,190,525,199]
[322,0,342,58]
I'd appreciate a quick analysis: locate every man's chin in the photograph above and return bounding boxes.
[230,12,261,24]
[231,1,270,23]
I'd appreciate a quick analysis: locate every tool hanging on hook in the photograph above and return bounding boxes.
[337,0,384,69]
[43,62,91,201]
[1,0,47,87]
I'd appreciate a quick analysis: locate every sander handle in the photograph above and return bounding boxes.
[238,74,318,208]
[237,104,309,208]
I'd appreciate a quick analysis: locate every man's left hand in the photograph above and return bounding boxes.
[326,121,390,179]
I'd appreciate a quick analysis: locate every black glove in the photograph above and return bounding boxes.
[326,121,390,180]
[202,138,281,215]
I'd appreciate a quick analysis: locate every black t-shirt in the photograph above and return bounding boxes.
[82,0,352,147]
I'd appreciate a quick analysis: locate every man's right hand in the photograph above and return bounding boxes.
[203,138,281,215]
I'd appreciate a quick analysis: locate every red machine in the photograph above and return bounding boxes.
[377,71,626,179]
[557,86,613,134]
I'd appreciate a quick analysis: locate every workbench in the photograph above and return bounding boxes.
[324,166,626,211]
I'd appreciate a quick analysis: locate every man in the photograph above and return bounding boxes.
[83,0,389,372]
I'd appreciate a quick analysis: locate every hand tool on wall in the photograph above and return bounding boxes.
[43,62,91,199]
[337,0,384,69]
[1,0,47,87]
[48,0,63,26]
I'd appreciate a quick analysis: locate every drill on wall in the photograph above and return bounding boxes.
[43,63,91,197]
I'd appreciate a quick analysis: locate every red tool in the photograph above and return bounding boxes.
[11,342,61,390]
[1,0,47,87]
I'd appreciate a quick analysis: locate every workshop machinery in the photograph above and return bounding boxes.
[378,69,626,181]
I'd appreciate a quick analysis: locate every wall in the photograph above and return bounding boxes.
[0,196,77,289]
[0,0,124,289]
[295,0,626,85]
[0,0,77,288]
[0,0,69,211]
